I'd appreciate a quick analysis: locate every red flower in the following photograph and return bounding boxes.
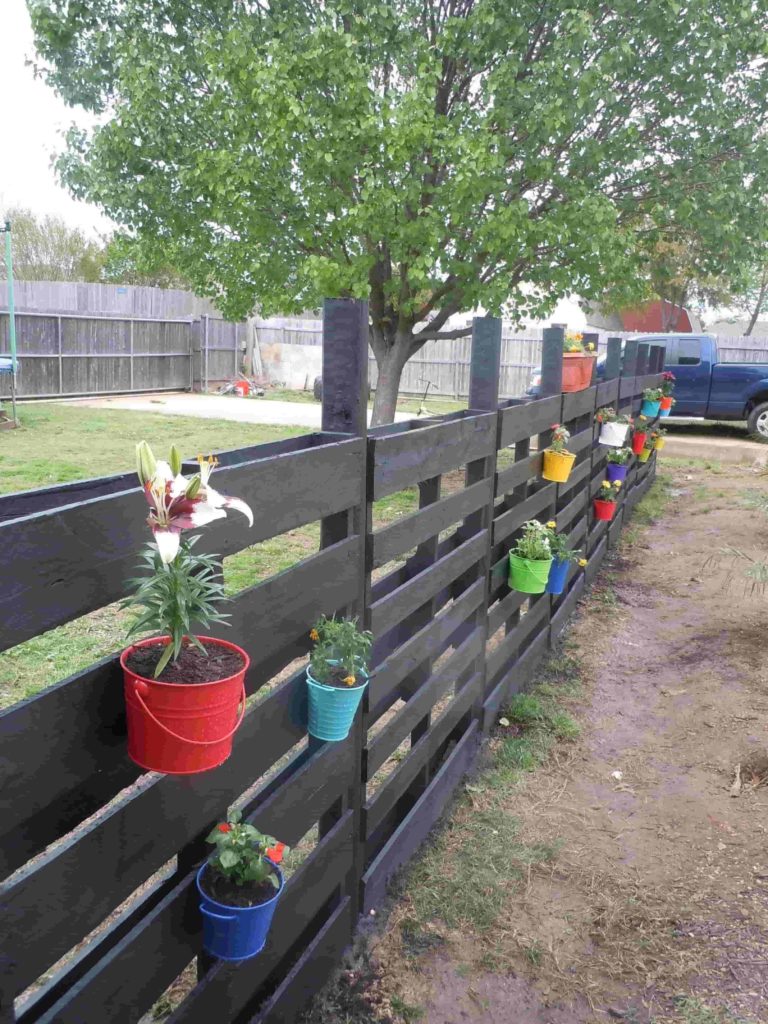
[266,842,286,864]
[217,823,232,833]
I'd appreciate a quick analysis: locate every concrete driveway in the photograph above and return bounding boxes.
[67,392,411,428]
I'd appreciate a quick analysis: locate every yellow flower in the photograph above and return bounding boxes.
[578,558,588,567]
[546,520,557,529]
[613,480,622,489]
[309,628,319,642]
[343,675,356,687]
[586,342,595,351]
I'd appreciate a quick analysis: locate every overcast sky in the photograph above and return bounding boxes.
[1,0,110,236]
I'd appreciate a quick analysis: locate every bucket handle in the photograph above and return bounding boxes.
[133,682,246,746]
[200,903,237,922]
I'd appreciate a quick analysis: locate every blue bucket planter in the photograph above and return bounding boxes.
[197,863,284,961]
[640,399,661,418]
[605,463,628,484]
[545,557,571,595]
[307,664,369,742]
[660,406,671,418]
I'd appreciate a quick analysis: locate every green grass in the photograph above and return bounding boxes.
[260,387,465,417]
[658,998,750,1024]
[403,655,580,934]
[0,403,304,494]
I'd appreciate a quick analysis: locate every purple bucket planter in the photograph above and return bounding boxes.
[605,463,628,484]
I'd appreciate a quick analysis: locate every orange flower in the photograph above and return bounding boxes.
[309,628,319,642]
[343,674,357,686]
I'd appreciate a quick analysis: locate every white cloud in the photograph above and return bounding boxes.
[1,0,112,235]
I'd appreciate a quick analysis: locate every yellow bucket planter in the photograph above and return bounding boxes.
[638,448,652,463]
[654,437,666,450]
[542,449,576,483]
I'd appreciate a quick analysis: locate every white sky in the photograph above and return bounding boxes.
[1,0,110,236]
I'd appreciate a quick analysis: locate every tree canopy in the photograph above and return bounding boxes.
[0,205,105,282]
[29,0,768,420]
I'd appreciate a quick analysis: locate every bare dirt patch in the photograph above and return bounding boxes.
[347,460,768,1024]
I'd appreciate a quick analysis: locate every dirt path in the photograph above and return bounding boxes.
[358,459,768,1024]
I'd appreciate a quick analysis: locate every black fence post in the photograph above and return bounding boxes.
[636,342,650,376]
[605,337,622,381]
[319,298,369,925]
[583,331,599,384]
[541,326,564,398]
[468,316,502,412]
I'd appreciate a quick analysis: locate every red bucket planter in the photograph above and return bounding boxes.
[562,354,597,393]
[631,431,647,455]
[593,499,616,522]
[121,635,248,775]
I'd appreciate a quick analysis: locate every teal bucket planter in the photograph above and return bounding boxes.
[307,664,369,741]
[640,399,661,417]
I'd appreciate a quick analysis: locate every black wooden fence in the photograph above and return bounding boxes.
[0,301,664,1024]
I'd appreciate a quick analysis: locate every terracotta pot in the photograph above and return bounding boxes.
[561,354,597,393]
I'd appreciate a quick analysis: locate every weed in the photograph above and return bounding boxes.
[632,475,673,525]
[663,997,748,1024]
[523,941,543,967]
[390,996,424,1022]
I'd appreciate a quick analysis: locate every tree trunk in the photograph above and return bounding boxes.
[370,338,409,426]
[745,270,768,335]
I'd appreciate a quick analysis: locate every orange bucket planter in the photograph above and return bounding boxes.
[660,395,674,412]
[562,353,597,393]
[542,449,576,483]
[122,635,248,775]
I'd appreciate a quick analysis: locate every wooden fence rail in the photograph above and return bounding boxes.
[0,306,664,1024]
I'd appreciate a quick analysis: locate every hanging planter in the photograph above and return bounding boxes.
[562,332,597,393]
[545,529,587,596]
[595,407,632,447]
[593,480,621,521]
[652,428,667,451]
[508,520,554,594]
[306,617,372,741]
[660,372,676,417]
[198,811,287,961]
[605,447,631,484]
[660,396,675,418]
[121,443,254,775]
[541,424,576,482]
[630,417,649,455]
[640,387,663,418]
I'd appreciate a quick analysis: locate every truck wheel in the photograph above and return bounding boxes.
[747,402,768,438]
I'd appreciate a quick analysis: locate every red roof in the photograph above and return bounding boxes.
[620,300,694,333]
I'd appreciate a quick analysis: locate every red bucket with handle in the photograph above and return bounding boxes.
[121,636,248,775]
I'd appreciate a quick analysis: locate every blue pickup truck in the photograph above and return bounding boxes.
[527,334,768,437]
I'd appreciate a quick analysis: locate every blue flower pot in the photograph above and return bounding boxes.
[605,463,628,484]
[546,557,571,595]
[307,663,368,741]
[660,406,671,418]
[640,399,661,417]
[197,863,284,961]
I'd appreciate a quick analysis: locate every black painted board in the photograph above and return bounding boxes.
[371,479,491,569]
[492,484,557,546]
[550,576,585,640]
[608,509,624,548]
[556,491,587,532]
[566,517,588,550]
[585,537,608,585]
[364,677,479,837]
[486,586,527,637]
[596,379,619,406]
[366,628,483,777]
[366,579,485,714]
[619,377,636,400]
[498,395,561,447]
[495,451,543,495]
[561,386,597,420]
[554,456,591,500]
[484,629,551,729]
[362,722,479,913]
[0,471,136,523]
[0,436,364,652]
[566,426,594,456]
[370,532,486,636]
[1,671,317,996]
[164,815,353,1024]
[370,414,496,499]
[486,594,549,683]
[245,898,353,1024]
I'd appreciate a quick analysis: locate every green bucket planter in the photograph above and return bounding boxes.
[306,661,369,742]
[508,553,553,594]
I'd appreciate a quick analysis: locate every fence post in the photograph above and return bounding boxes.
[57,315,63,396]
[129,319,135,392]
[319,298,369,925]
[189,319,201,392]
[540,325,564,398]
[605,336,622,381]
[583,331,599,384]
[636,342,649,376]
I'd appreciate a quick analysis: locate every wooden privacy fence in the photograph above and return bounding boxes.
[0,303,664,1024]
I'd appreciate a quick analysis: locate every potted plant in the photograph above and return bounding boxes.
[594,479,622,521]
[120,442,254,775]
[660,372,676,414]
[561,332,597,393]
[541,423,576,482]
[605,447,631,484]
[640,386,663,418]
[545,523,588,595]
[307,616,373,741]
[595,407,632,447]
[197,809,287,961]
[651,427,667,451]
[508,520,553,594]
[630,415,649,455]
[637,436,654,463]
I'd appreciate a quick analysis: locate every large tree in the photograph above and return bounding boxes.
[30,0,768,422]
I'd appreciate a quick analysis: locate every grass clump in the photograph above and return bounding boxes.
[660,998,749,1024]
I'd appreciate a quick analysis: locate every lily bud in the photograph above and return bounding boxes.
[185,475,202,499]
[136,441,157,486]
[169,445,182,477]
